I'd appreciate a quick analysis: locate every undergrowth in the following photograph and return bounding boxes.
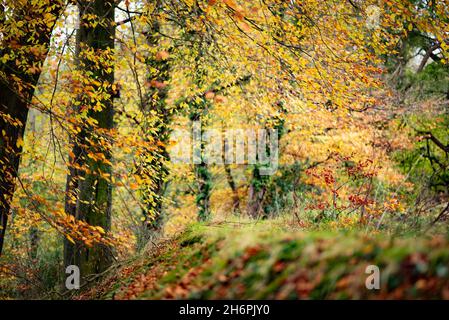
[77,220,449,300]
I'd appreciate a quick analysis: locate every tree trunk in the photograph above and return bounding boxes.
[247,104,285,219]
[63,0,115,276]
[0,1,63,256]
[136,8,173,248]
[222,124,240,214]
[195,161,212,221]
[191,105,212,222]
[28,110,40,260]
[0,92,28,256]
[247,168,268,219]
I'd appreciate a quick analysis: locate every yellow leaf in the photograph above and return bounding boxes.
[66,235,75,244]
[16,137,23,148]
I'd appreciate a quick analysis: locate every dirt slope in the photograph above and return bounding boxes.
[77,222,449,300]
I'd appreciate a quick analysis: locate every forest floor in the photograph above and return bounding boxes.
[76,220,449,300]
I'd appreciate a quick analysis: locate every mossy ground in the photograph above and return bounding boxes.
[77,220,449,300]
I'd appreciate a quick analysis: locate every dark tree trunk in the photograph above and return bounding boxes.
[222,124,241,214]
[0,91,29,256]
[247,169,268,219]
[247,104,285,219]
[224,163,241,213]
[0,1,63,256]
[64,13,83,269]
[63,0,115,276]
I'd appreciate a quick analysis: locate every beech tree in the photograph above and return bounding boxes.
[0,0,64,256]
[134,1,175,247]
[63,0,115,275]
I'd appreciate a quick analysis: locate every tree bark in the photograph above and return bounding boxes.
[247,105,285,219]
[63,0,115,276]
[136,6,173,247]
[0,1,63,256]
[191,105,212,222]
[222,124,241,214]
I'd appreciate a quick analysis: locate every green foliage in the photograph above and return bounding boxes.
[400,62,449,98]
[393,62,449,194]
[262,162,310,216]
[195,163,212,222]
